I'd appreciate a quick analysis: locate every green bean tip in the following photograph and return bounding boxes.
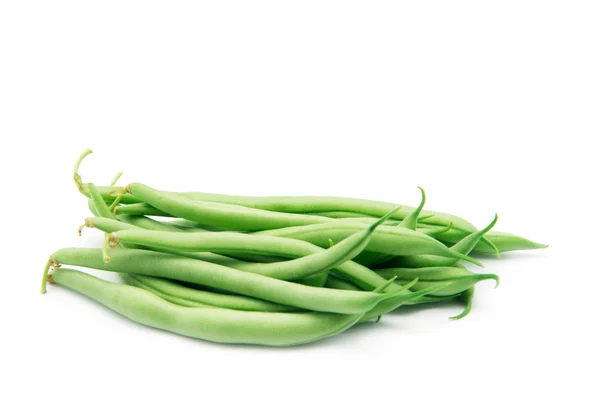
[40,257,58,294]
[73,149,93,193]
[448,309,470,321]
[477,273,500,288]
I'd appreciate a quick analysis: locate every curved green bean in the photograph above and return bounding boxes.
[153,191,476,232]
[48,268,362,346]
[43,248,408,314]
[120,273,298,312]
[73,151,543,254]
[120,274,215,308]
[97,211,399,281]
[220,209,398,280]
[255,221,482,266]
[384,213,500,269]
[450,287,475,321]
[101,192,545,254]
[123,183,334,231]
[48,268,440,346]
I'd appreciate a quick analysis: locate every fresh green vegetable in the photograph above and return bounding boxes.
[39,149,547,347]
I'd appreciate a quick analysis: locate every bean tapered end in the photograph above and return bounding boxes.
[40,258,58,294]
[73,149,93,194]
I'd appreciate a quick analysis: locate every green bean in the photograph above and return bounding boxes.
[372,215,498,319]
[84,190,183,237]
[114,183,496,252]
[450,287,475,321]
[73,148,93,194]
[303,211,384,223]
[42,248,409,314]
[120,273,298,312]
[256,221,482,266]
[109,172,123,187]
[84,216,289,271]
[338,223,456,267]
[120,183,334,231]
[352,187,428,267]
[47,268,436,346]
[418,223,456,237]
[83,217,254,267]
[374,267,499,297]
[397,187,426,230]
[167,219,207,229]
[111,188,492,249]
[114,203,402,226]
[88,183,116,220]
[120,274,215,308]
[471,231,548,254]
[102,223,356,263]
[307,211,436,222]
[115,202,172,217]
[306,211,380,219]
[324,260,456,307]
[116,214,184,233]
[89,217,247,269]
[99,210,398,281]
[102,189,544,255]
[358,281,453,322]
[384,214,499,269]
[217,210,397,280]
[47,268,361,346]
[145,191,476,233]
[73,150,138,205]
[168,193,499,250]
[107,172,125,212]
[73,148,539,254]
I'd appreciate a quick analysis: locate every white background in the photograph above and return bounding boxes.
[1,1,598,396]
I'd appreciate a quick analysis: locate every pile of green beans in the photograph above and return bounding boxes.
[40,149,547,346]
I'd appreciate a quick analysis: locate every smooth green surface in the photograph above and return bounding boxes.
[127,183,334,231]
[121,273,297,312]
[473,231,548,254]
[386,213,499,268]
[326,275,361,291]
[51,248,402,314]
[51,268,362,346]
[256,221,482,265]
